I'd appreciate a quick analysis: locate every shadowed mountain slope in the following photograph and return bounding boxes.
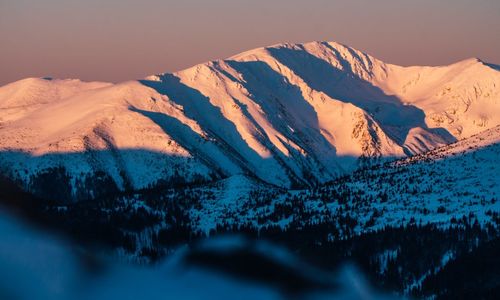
[1,41,499,198]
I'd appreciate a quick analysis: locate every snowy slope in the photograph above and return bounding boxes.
[395,125,500,165]
[0,80,223,194]
[0,78,111,122]
[83,126,498,245]
[183,126,500,234]
[0,41,499,198]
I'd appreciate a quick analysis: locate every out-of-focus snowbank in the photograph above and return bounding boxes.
[0,209,397,300]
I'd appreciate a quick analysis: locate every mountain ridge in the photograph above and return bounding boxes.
[1,41,499,198]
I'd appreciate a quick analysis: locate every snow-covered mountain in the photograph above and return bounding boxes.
[13,124,494,295]
[168,125,500,234]
[1,41,499,198]
[1,121,498,298]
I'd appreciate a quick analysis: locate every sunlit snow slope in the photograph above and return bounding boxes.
[0,41,499,197]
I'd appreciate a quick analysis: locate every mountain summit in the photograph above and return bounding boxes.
[1,41,499,198]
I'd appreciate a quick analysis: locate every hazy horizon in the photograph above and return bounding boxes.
[1,0,499,85]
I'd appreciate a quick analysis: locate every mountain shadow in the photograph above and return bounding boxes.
[266,44,456,148]
[0,149,217,202]
[139,75,282,174]
[485,62,500,71]
[139,74,336,186]
[224,60,344,177]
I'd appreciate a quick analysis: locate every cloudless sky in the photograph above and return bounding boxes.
[1,0,499,85]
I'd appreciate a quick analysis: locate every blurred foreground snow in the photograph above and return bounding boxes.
[0,210,397,300]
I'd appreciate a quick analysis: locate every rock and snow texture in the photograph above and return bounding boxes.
[184,126,500,234]
[0,41,499,195]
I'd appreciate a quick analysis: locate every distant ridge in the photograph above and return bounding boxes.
[0,41,499,199]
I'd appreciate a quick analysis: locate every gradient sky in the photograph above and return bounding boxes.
[1,0,499,85]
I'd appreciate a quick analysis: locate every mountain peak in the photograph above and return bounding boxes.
[453,57,483,66]
[1,41,499,196]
